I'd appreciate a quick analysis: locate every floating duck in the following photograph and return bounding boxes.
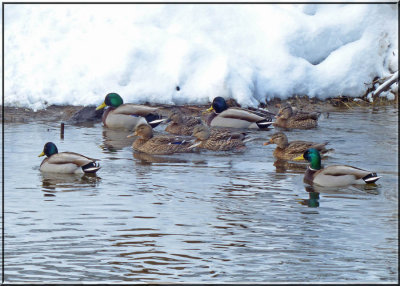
[264,132,333,161]
[38,142,100,174]
[165,110,202,136]
[96,93,164,131]
[128,124,194,155]
[274,104,319,129]
[191,124,247,151]
[204,97,274,129]
[294,148,381,187]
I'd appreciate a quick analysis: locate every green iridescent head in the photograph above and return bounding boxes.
[96,93,124,110]
[295,148,321,170]
[38,142,58,157]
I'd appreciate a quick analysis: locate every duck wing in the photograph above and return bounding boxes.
[291,112,319,121]
[218,108,266,122]
[113,104,159,116]
[45,152,99,167]
[210,129,246,141]
[287,141,328,154]
[319,165,372,179]
[243,107,276,118]
[151,135,192,146]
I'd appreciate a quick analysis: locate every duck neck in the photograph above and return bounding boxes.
[276,137,288,149]
[309,156,321,170]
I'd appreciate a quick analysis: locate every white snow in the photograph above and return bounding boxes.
[3,3,398,110]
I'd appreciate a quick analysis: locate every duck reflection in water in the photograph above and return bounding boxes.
[101,128,135,151]
[298,183,380,208]
[273,159,308,173]
[133,152,189,165]
[40,172,101,195]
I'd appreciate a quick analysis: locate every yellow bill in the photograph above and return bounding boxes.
[38,151,45,157]
[202,106,214,114]
[96,102,107,110]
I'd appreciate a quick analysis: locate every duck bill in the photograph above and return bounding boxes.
[38,151,45,157]
[202,106,214,114]
[127,131,138,138]
[263,139,273,146]
[96,102,107,110]
[293,154,305,161]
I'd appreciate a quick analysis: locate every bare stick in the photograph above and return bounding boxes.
[373,71,398,97]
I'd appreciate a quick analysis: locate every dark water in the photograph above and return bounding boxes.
[2,106,398,283]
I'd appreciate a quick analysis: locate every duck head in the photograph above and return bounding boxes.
[168,110,184,124]
[205,97,228,114]
[263,132,288,148]
[96,93,124,110]
[276,105,294,119]
[294,148,321,170]
[128,124,153,140]
[39,142,58,157]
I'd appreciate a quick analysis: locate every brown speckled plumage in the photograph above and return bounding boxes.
[264,132,333,161]
[165,110,203,136]
[192,125,246,151]
[132,124,194,155]
[273,105,319,129]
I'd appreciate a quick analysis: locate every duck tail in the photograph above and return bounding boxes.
[82,162,101,174]
[362,173,381,184]
[256,119,274,129]
[145,114,164,128]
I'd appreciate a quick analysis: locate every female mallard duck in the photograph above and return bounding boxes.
[96,93,164,131]
[165,110,202,136]
[38,142,100,174]
[294,148,381,187]
[128,124,194,155]
[264,132,333,161]
[273,104,319,129]
[191,124,247,151]
[204,97,274,129]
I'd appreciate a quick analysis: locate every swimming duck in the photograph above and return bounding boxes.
[128,124,194,155]
[191,124,247,151]
[38,142,100,174]
[96,93,164,131]
[294,148,381,187]
[204,97,274,129]
[165,110,203,136]
[273,104,319,129]
[264,132,333,161]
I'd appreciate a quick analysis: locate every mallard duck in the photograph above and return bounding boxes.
[191,124,247,151]
[294,148,381,187]
[96,93,164,131]
[273,104,319,129]
[264,132,333,161]
[128,124,194,155]
[203,97,274,129]
[165,110,202,136]
[38,142,100,174]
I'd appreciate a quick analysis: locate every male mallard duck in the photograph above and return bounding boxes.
[165,110,202,136]
[38,142,100,174]
[204,97,274,129]
[273,104,319,129]
[96,93,164,131]
[128,124,194,155]
[294,148,381,187]
[191,124,247,151]
[264,132,333,161]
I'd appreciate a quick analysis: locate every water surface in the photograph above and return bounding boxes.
[2,106,398,283]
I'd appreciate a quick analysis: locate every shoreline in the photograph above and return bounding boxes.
[1,95,398,124]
